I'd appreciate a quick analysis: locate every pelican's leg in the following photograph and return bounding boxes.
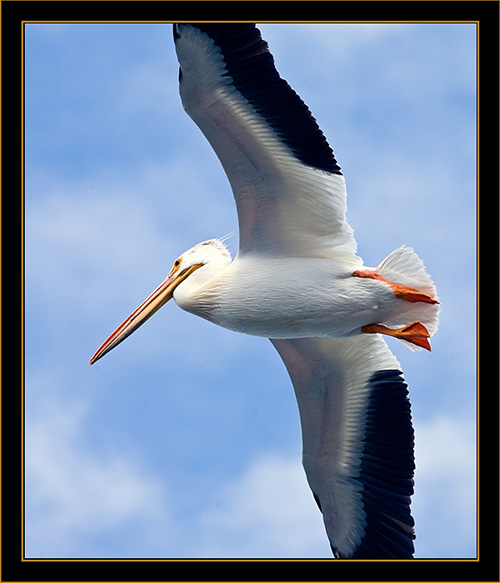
[362,321,431,351]
[352,270,439,305]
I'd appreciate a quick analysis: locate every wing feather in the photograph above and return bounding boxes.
[271,335,416,558]
[173,23,358,260]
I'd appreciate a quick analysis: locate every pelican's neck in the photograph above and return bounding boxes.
[172,243,232,316]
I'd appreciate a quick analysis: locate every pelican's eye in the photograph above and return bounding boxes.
[169,257,183,277]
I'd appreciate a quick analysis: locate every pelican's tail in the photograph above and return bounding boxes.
[376,246,440,351]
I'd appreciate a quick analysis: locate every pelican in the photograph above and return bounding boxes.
[90,24,439,558]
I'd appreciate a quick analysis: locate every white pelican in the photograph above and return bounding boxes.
[90,24,439,559]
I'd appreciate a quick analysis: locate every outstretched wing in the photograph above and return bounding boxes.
[271,335,416,558]
[173,24,358,261]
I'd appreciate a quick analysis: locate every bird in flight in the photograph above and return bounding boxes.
[90,24,439,558]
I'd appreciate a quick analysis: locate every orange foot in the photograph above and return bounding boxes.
[362,321,432,351]
[352,269,439,305]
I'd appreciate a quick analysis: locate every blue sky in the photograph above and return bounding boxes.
[25,22,477,559]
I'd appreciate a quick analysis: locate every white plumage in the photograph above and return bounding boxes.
[90,24,439,558]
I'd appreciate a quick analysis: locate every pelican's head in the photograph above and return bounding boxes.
[89,239,231,365]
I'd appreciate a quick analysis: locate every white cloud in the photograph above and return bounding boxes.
[192,414,477,559]
[193,414,477,559]
[412,415,477,558]
[260,23,407,69]
[25,373,327,559]
[25,387,173,558]
[197,453,332,558]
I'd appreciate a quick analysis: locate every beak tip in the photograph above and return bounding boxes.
[88,272,178,368]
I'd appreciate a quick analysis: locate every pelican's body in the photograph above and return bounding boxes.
[175,248,417,340]
[90,24,439,558]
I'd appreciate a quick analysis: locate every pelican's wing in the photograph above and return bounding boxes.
[173,24,360,261]
[271,335,415,559]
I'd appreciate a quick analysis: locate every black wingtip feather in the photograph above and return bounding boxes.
[173,23,342,175]
[352,369,416,559]
[310,368,416,559]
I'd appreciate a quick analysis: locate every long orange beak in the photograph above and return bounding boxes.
[89,264,202,365]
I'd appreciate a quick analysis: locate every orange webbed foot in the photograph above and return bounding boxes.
[362,321,432,351]
[353,269,439,305]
